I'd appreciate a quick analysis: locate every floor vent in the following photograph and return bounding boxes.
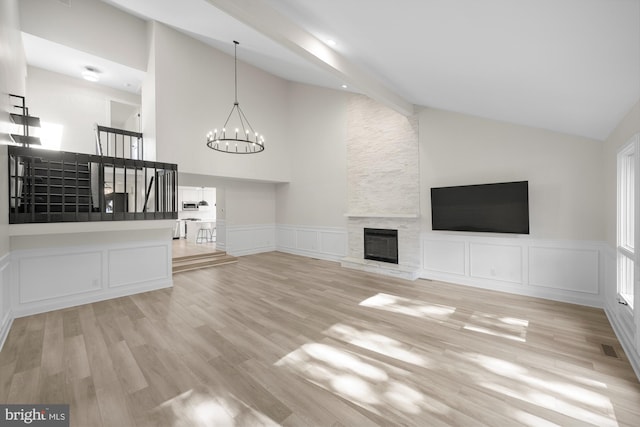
[601,344,619,358]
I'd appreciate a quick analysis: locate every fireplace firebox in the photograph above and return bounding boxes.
[364,228,398,264]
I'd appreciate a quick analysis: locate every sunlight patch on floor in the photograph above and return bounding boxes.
[463,312,529,342]
[359,293,456,319]
[303,342,389,382]
[158,389,280,427]
[384,381,425,414]
[460,353,619,427]
[274,342,450,420]
[473,354,528,376]
[324,323,432,367]
[511,409,564,427]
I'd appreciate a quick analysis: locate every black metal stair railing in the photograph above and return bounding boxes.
[9,94,41,146]
[95,125,144,159]
[8,145,178,224]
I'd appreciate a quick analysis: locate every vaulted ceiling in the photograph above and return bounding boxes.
[38,0,640,140]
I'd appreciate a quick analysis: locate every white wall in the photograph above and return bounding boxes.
[418,108,607,309]
[225,180,276,226]
[276,83,348,227]
[141,21,157,161]
[419,108,605,240]
[1,0,27,255]
[153,23,290,182]
[0,0,27,349]
[27,66,141,154]
[19,0,147,71]
[603,100,640,247]
[223,180,276,255]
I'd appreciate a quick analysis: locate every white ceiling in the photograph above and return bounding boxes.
[22,33,145,94]
[29,0,640,141]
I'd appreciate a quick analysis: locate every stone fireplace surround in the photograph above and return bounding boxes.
[342,215,420,280]
[341,94,421,280]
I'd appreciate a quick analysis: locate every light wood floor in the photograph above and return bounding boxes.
[1,252,640,426]
[172,238,217,258]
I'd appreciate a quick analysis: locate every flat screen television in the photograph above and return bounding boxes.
[431,181,529,234]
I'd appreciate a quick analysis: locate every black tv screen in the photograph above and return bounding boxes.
[431,181,529,234]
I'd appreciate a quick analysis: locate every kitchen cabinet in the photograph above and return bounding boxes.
[182,189,199,203]
[177,186,216,213]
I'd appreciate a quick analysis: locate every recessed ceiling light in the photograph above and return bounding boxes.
[326,39,337,47]
[82,66,100,82]
[341,84,348,89]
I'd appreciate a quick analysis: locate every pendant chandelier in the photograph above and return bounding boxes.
[198,187,209,207]
[206,41,265,154]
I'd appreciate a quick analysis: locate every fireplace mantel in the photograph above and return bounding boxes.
[344,213,419,218]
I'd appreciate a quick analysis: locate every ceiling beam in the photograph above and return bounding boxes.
[205,0,414,116]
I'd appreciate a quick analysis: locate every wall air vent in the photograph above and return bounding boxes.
[601,344,619,358]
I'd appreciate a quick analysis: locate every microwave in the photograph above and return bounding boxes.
[182,202,199,211]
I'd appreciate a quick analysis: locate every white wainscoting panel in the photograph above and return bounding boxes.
[423,239,465,276]
[277,227,296,249]
[320,230,348,258]
[470,243,523,284]
[421,233,604,307]
[215,219,226,251]
[11,239,173,317]
[226,224,276,256]
[277,225,347,262]
[529,246,599,294]
[297,230,318,252]
[108,244,169,288]
[18,251,102,303]
[0,253,12,352]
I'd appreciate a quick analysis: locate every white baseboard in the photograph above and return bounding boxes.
[605,306,640,381]
[602,245,640,381]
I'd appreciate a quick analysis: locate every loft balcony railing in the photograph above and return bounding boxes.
[95,125,143,159]
[8,145,178,224]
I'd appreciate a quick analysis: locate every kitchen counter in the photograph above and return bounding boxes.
[175,218,216,241]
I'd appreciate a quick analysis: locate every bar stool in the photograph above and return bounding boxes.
[196,222,214,243]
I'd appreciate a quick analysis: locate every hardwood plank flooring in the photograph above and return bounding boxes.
[172,238,217,258]
[1,251,640,426]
